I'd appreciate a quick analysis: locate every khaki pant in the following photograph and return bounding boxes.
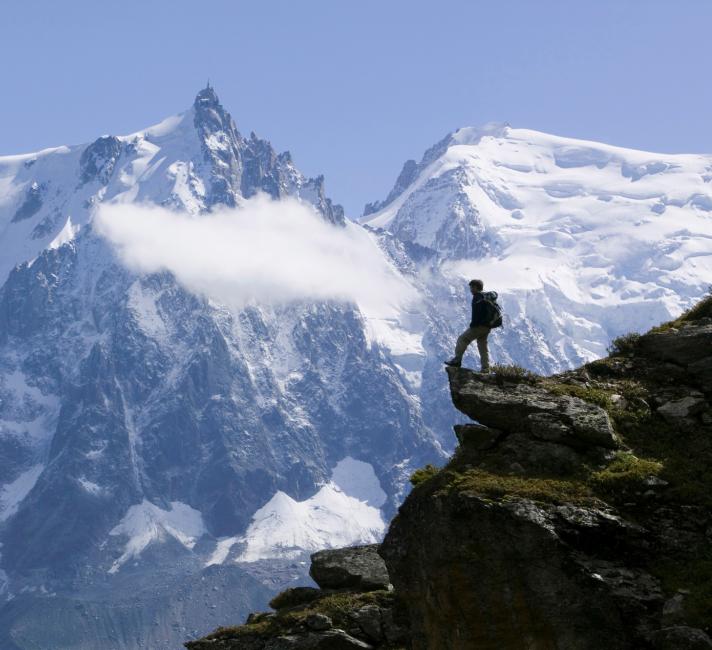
[454,326,490,371]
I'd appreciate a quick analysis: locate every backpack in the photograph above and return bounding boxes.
[482,291,503,328]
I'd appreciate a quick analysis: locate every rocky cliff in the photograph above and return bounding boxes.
[189,294,712,649]
[381,294,712,649]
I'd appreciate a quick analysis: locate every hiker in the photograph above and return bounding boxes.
[445,279,502,371]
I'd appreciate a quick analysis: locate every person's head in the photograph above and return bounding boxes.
[469,279,484,294]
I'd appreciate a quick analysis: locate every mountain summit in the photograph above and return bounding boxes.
[0,88,430,649]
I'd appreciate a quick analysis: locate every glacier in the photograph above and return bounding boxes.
[213,457,388,564]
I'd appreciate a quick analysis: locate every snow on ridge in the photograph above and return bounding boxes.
[365,124,712,235]
[108,500,206,573]
[48,216,80,250]
[0,465,44,523]
[127,280,170,344]
[123,112,187,142]
[364,123,712,315]
[77,477,102,495]
[451,122,510,145]
[330,456,387,508]
[207,457,387,565]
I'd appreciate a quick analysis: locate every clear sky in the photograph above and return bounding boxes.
[2,0,711,216]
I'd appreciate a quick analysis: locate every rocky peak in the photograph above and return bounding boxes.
[363,132,454,216]
[189,86,345,223]
[79,135,123,186]
[12,180,46,222]
[363,159,418,216]
[191,86,244,207]
[193,84,236,133]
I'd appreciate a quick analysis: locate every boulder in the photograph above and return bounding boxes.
[636,321,712,367]
[349,604,382,642]
[447,367,618,450]
[650,626,712,650]
[657,396,706,422]
[265,630,373,649]
[304,613,332,631]
[269,587,322,611]
[380,490,647,650]
[309,545,390,591]
[453,423,502,448]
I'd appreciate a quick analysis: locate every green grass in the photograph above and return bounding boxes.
[269,587,320,610]
[649,289,712,332]
[448,468,595,505]
[590,451,663,496]
[543,381,614,410]
[680,289,712,322]
[410,464,440,486]
[203,590,396,642]
[607,332,641,356]
[490,364,540,384]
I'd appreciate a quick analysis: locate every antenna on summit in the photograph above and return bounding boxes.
[206,78,211,89]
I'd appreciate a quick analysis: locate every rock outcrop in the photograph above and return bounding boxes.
[380,301,712,649]
[310,545,391,592]
[188,297,712,649]
[185,545,408,649]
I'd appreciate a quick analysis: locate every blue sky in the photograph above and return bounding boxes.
[2,0,711,215]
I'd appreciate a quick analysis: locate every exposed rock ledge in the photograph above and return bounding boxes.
[187,299,712,649]
[185,545,408,649]
[381,310,712,649]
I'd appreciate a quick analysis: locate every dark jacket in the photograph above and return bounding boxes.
[470,292,488,328]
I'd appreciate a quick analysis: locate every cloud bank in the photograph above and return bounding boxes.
[95,196,417,317]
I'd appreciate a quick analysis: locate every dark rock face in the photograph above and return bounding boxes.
[650,626,712,649]
[309,546,390,591]
[378,312,712,649]
[636,322,712,366]
[79,135,123,185]
[382,491,644,649]
[449,367,618,450]
[12,181,45,222]
[192,86,344,224]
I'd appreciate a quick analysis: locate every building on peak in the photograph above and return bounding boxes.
[194,84,222,110]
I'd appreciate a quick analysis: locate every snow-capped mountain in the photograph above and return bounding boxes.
[0,88,439,649]
[365,122,712,368]
[0,85,343,284]
[0,87,711,650]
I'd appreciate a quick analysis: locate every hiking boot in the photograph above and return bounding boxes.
[444,358,461,368]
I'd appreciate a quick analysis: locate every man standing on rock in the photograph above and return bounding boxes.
[445,279,502,372]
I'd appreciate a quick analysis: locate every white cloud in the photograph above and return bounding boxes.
[94,195,418,317]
